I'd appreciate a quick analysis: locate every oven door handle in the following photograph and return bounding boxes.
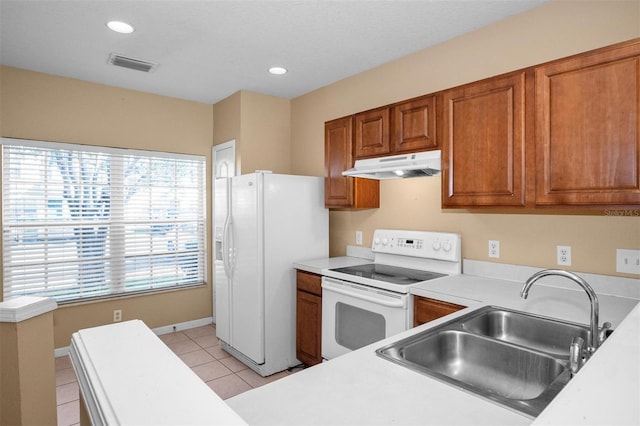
[322,281,405,308]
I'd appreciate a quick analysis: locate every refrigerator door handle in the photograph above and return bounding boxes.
[222,176,234,279]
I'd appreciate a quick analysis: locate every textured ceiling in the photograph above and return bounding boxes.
[0,0,549,104]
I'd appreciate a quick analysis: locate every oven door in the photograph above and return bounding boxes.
[321,276,411,360]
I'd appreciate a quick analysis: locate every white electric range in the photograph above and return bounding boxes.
[321,229,461,360]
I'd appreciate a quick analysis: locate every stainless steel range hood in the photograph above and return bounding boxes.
[342,150,441,180]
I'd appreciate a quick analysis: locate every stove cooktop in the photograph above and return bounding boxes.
[330,263,446,286]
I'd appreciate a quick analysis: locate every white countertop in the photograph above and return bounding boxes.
[228,259,640,425]
[410,271,640,426]
[533,303,640,426]
[70,320,246,425]
[292,254,371,275]
[410,273,638,328]
[0,296,57,322]
[227,308,531,425]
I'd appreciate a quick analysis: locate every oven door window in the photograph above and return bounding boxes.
[335,302,386,351]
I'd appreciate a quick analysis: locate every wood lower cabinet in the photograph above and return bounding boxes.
[441,71,530,207]
[324,116,379,208]
[535,40,640,206]
[414,296,466,327]
[296,270,323,366]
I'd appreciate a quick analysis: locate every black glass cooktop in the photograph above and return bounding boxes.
[330,263,446,286]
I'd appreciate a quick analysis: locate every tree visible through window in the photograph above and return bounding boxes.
[2,138,206,302]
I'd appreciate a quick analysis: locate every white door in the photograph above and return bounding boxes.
[213,140,237,179]
[229,173,265,364]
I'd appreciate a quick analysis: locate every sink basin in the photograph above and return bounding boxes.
[376,306,594,417]
[392,330,568,401]
[460,307,591,359]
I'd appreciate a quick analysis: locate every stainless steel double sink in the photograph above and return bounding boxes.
[376,306,598,418]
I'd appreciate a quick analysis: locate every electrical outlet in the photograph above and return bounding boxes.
[557,245,572,266]
[113,309,122,322]
[488,240,500,258]
[616,249,640,274]
[355,230,363,245]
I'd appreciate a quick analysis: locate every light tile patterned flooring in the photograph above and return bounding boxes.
[56,324,296,426]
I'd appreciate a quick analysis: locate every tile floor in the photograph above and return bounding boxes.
[56,324,297,426]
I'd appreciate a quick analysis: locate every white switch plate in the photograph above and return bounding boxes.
[616,249,640,274]
[557,245,572,266]
[488,240,500,258]
[355,230,363,245]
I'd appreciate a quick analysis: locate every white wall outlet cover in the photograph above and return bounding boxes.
[355,231,363,245]
[488,240,500,258]
[616,249,640,274]
[557,245,572,266]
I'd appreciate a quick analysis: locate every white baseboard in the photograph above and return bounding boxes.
[55,316,214,358]
[151,316,214,336]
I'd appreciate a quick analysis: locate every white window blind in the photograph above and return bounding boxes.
[2,138,206,303]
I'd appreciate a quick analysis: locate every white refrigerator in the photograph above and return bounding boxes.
[214,172,328,376]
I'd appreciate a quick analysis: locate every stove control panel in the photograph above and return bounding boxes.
[371,229,461,262]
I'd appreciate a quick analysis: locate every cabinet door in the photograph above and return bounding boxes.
[536,41,640,206]
[414,296,466,327]
[354,107,390,158]
[296,289,322,366]
[325,116,355,207]
[442,72,528,207]
[392,95,438,153]
[324,116,380,209]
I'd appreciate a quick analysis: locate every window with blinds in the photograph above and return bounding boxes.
[2,138,206,303]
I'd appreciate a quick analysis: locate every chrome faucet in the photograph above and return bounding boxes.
[521,269,601,354]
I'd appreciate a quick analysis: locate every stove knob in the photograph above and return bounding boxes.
[443,241,452,252]
[374,237,381,246]
[382,238,389,246]
[432,240,441,251]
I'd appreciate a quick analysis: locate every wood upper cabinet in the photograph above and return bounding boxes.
[535,40,640,206]
[296,270,323,366]
[324,116,379,209]
[442,71,529,207]
[392,95,438,153]
[354,95,438,159]
[354,107,390,158]
[414,296,466,327]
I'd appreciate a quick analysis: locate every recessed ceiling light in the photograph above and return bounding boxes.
[106,21,135,34]
[269,66,287,75]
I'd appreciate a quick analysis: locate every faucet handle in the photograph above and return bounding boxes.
[569,336,585,375]
[598,321,612,344]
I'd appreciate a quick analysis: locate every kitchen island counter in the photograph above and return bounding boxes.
[228,261,639,425]
[227,305,531,425]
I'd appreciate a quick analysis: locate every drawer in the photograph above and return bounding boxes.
[296,270,322,296]
[414,296,466,327]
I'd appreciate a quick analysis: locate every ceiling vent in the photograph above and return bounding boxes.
[108,53,157,73]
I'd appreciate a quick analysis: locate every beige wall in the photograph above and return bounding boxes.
[213,90,291,174]
[213,92,242,145]
[0,66,214,347]
[240,91,291,174]
[290,0,640,277]
[1,312,57,425]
